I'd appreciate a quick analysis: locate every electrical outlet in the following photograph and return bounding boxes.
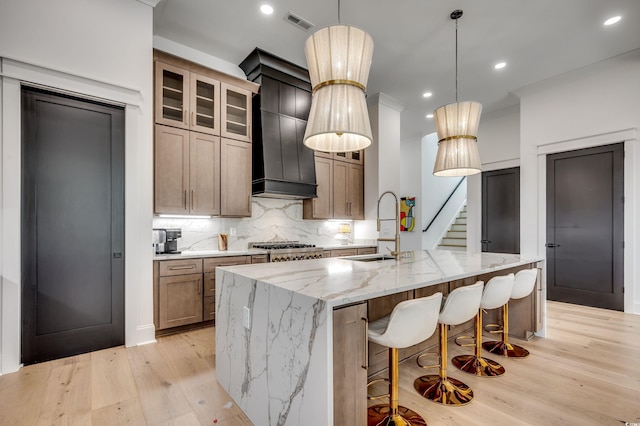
[243,306,251,329]
[317,226,322,235]
[229,227,237,236]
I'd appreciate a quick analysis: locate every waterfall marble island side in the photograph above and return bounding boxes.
[215,250,543,426]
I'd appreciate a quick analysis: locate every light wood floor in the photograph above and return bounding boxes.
[1,301,639,425]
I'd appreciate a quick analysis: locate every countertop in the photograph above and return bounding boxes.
[217,249,543,307]
[152,243,377,260]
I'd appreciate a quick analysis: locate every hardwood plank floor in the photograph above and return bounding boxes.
[0,301,638,425]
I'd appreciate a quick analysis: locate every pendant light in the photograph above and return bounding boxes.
[433,10,482,177]
[303,0,374,152]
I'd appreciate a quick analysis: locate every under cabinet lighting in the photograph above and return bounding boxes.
[158,214,212,219]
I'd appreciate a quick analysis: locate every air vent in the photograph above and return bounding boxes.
[285,12,314,31]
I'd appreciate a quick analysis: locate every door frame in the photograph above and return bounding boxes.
[1,57,154,375]
[536,128,636,315]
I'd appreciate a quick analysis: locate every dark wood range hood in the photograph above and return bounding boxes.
[239,48,317,200]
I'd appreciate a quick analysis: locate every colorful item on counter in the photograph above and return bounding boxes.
[400,197,416,232]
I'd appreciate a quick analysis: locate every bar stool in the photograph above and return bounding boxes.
[413,281,484,406]
[367,292,443,426]
[451,274,514,377]
[482,268,538,358]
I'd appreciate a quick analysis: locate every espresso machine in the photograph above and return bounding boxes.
[153,228,182,254]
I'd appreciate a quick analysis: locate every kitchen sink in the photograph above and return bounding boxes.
[343,254,397,262]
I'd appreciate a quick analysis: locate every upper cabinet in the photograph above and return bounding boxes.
[153,50,259,217]
[303,153,364,220]
[155,62,221,136]
[221,83,252,142]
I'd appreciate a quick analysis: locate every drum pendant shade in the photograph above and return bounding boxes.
[304,25,374,152]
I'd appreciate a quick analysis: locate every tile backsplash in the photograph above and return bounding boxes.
[152,198,375,251]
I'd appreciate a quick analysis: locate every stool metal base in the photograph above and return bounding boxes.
[367,404,427,426]
[482,340,530,358]
[414,375,473,406]
[451,354,506,377]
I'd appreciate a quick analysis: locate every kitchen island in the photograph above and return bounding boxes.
[215,250,543,426]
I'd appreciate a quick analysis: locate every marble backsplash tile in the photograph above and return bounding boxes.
[152,198,375,251]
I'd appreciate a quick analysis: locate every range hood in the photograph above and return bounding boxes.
[239,48,317,200]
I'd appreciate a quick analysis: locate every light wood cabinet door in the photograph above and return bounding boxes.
[221,83,252,142]
[155,62,189,130]
[303,156,333,219]
[154,124,190,214]
[189,132,221,215]
[357,247,377,255]
[333,303,367,425]
[158,273,203,329]
[331,248,358,257]
[333,160,349,218]
[189,72,220,135]
[348,163,364,219]
[221,138,252,217]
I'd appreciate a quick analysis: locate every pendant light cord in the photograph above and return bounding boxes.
[455,15,458,103]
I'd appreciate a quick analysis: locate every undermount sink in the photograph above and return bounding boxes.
[343,254,397,262]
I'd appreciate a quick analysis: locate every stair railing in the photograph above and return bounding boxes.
[422,177,466,233]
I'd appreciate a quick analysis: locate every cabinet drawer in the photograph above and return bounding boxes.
[203,255,250,273]
[204,272,216,297]
[251,254,268,264]
[159,259,203,276]
[331,248,358,257]
[357,247,377,255]
[204,295,216,321]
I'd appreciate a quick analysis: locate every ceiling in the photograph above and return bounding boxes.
[154,0,640,141]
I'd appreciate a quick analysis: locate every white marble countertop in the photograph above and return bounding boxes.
[218,249,543,307]
[152,243,377,261]
[153,249,267,260]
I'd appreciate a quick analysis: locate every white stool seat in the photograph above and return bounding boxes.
[368,292,443,349]
[438,281,484,326]
[481,274,515,310]
[512,269,538,300]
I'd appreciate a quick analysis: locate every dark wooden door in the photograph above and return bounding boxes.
[481,167,520,253]
[21,87,125,364]
[546,143,624,311]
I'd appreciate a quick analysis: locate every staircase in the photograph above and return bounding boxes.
[437,205,467,250]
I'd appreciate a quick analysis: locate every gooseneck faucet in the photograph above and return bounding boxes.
[377,191,400,260]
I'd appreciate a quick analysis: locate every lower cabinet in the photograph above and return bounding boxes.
[154,255,253,333]
[333,302,367,425]
[158,273,203,329]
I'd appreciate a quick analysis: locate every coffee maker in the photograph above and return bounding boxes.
[153,228,182,254]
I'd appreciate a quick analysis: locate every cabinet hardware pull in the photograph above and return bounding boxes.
[361,316,368,369]
[183,110,187,125]
[191,190,195,210]
[168,265,196,270]
[247,195,251,212]
[183,189,187,209]
[192,111,195,127]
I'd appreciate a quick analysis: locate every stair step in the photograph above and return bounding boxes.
[450,224,466,232]
[441,237,466,246]
[437,245,466,251]
[446,230,466,239]
[455,217,467,225]
[458,211,467,219]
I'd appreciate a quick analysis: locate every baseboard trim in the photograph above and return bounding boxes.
[134,324,157,347]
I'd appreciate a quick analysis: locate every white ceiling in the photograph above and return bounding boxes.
[154,0,640,141]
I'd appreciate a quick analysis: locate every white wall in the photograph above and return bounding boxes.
[400,137,423,250]
[420,133,468,249]
[518,49,640,314]
[0,0,155,374]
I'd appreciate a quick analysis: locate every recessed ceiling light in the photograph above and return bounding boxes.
[494,62,507,70]
[422,92,433,98]
[260,4,274,15]
[426,114,434,119]
[604,16,621,26]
